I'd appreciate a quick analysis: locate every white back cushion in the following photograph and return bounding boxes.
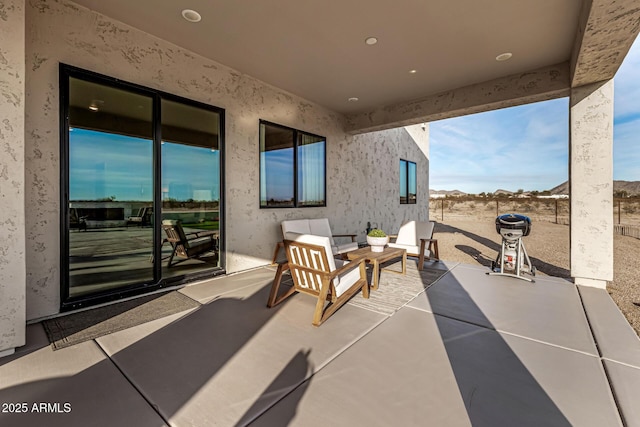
[396,220,434,246]
[282,219,311,237]
[285,233,338,290]
[308,218,335,245]
[396,221,418,246]
[286,233,336,271]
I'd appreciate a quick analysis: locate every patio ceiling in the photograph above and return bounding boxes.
[69,0,640,133]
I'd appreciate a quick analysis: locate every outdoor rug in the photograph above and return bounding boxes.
[346,261,450,315]
[278,260,451,316]
[42,291,201,350]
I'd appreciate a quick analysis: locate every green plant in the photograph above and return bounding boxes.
[367,228,386,237]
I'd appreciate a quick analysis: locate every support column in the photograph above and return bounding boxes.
[569,79,614,289]
[0,0,26,356]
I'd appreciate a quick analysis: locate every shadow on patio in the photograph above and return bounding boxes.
[2,260,639,426]
[434,222,571,278]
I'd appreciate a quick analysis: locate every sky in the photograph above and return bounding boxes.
[429,36,640,194]
[69,128,219,202]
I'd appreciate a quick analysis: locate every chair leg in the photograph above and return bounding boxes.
[360,263,369,299]
[418,239,427,271]
[167,249,177,267]
[312,279,333,326]
[315,277,368,326]
[267,263,295,307]
[431,241,440,261]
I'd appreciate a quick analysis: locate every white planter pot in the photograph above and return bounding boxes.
[367,235,389,252]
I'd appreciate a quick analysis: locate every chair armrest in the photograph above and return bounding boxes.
[293,256,366,281]
[331,256,366,277]
[333,233,358,242]
[179,230,218,242]
[194,230,218,238]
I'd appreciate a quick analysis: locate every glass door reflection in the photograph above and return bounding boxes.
[160,99,221,278]
[67,78,154,297]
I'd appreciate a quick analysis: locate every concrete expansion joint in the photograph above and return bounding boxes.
[601,357,640,371]
[497,329,600,358]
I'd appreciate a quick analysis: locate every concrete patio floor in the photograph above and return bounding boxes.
[2,260,640,426]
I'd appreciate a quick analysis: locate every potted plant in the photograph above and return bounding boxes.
[367,228,388,252]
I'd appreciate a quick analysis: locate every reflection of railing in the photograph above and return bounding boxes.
[161,209,220,228]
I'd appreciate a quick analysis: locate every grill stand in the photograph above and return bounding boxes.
[488,234,536,282]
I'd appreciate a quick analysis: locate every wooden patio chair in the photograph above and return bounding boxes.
[267,233,369,326]
[388,220,439,270]
[161,220,218,267]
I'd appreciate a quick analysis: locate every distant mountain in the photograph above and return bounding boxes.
[429,180,640,197]
[549,180,640,196]
[549,182,568,195]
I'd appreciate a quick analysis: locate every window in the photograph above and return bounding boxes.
[259,120,326,208]
[400,159,417,204]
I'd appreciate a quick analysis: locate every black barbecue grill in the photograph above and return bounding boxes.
[495,213,531,238]
[488,213,535,282]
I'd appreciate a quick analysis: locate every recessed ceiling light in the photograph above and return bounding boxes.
[182,9,202,23]
[88,99,103,112]
[348,97,359,102]
[409,69,417,74]
[496,52,513,61]
[365,37,378,46]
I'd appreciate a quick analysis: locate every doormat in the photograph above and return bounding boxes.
[42,291,201,350]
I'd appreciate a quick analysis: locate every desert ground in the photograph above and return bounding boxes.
[429,199,640,337]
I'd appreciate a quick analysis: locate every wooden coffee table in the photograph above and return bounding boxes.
[346,246,406,290]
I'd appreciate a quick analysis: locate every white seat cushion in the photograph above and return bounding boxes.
[388,242,431,257]
[333,259,361,297]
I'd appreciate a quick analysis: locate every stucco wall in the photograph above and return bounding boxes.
[24,0,429,320]
[0,0,27,353]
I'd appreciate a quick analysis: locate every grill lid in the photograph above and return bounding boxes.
[495,213,531,236]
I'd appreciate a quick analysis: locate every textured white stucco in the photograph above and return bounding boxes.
[0,0,27,353]
[23,0,429,319]
[570,79,614,287]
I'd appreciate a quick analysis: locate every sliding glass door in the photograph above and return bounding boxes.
[61,65,224,309]
[160,99,221,279]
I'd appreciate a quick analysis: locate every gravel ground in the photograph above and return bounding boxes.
[432,218,640,337]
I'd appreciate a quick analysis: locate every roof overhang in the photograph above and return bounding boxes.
[67,0,640,134]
